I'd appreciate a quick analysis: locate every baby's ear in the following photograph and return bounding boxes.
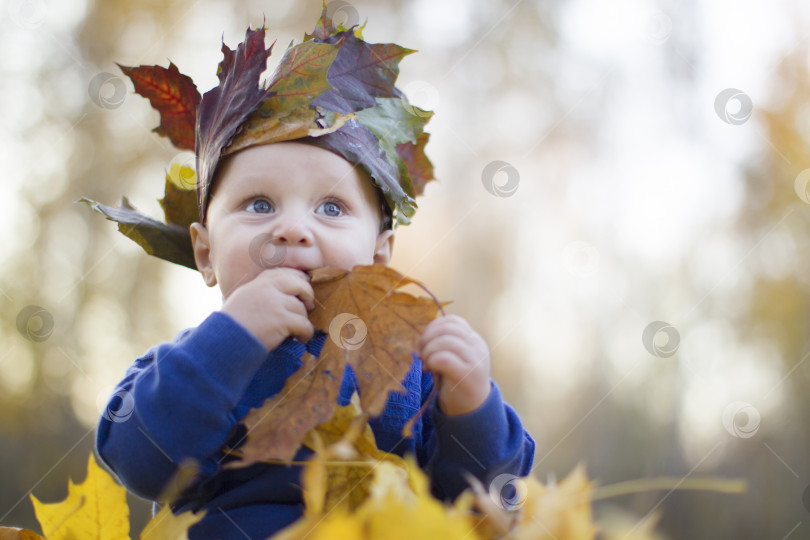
[190,222,217,287]
[373,229,395,265]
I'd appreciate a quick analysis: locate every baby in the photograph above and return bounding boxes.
[96,10,534,540]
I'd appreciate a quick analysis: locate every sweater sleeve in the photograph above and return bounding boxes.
[419,378,536,501]
[95,311,274,499]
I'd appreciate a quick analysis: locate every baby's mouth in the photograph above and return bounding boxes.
[276,252,319,274]
[284,265,314,273]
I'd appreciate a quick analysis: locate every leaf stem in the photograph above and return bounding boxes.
[412,278,446,316]
[590,477,747,502]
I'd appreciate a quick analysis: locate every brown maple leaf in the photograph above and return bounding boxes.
[397,132,435,196]
[234,265,443,465]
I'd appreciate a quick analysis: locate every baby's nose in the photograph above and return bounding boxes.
[272,219,313,246]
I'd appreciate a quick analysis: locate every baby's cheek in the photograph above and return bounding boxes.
[344,239,376,268]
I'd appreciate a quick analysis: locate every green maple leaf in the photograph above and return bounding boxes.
[80,168,197,270]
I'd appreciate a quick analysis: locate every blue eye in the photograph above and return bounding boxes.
[248,199,273,214]
[319,201,343,217]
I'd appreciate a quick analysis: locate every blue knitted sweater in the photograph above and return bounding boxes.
[96,311,535,539]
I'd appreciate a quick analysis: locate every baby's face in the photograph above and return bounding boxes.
[190,141,393,298]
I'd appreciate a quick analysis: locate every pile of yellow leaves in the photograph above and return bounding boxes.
[0,397,744,539]
[272,398,602,540]
[0,407,603,540]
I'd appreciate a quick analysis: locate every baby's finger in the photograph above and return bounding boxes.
[284,310,315,343]
[422,349,464,377]
[418,315,470,348]
[420,333,473,365]
[272,270,316,311]
[294,281,316,312]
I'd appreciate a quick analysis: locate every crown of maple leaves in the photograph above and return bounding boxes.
[82,5,434,270]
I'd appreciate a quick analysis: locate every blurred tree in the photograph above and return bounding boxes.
[674,47,810,539]
[0,0,207,532]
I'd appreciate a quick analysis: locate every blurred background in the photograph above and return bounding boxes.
[1,0,809,537]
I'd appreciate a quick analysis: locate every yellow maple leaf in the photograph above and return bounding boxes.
[301,396,407,516]
[139,505,204,540]
[166,164,196,190]
[30,453,130,540]
[272,457,482,540]
[269,404,483,540]
[597,508,663,540]
[302,394,392,462]
[268,506,364,540]
[506,464,598,540]
[358,458,483,540]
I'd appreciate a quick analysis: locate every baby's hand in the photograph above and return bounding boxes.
[221,268,315,350]
[418,315,491,416]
